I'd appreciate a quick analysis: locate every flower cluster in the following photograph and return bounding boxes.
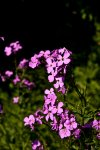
[23,47,80,148]
[29,47,71,93]
[24,87,79,140]
[43,89,78,139]
[4,41,22,56]
[24,110,43,130]
[0,70,13,82]
[3,39,100,149]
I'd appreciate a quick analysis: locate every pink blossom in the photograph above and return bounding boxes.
[73,129,81,139]
[51,117,58,131]
[32,140,43,150]
[57,52,71,66]
[44,88,54,95]
[44,93,57,106]
[13,75,20,84]
[43,105,57,121]
[44,50,50,58]
[64,120,70,130]
[57,102,64,114]
[5,70,13,77]
[59,127,71,139]
[22,79,35,89]
[59,47,66,54]
[46,58,56,74]
[4,41,22,56]
[29,55,40,69]
[54,77,64,89]
[64,117,77,131]
[97,133,100,140]
[58,86,66,94]
[60,109,69,122]
[24,115,35,126]
[97,112,100,116]
[4,46,12,56]
[92,120,100,130]
[0,75,6,82]
[13,97,19,103]
[18,58,28,69]
[34,110,44,124]
[38,51,44,58]
[69,117,77,130]
[48,75,54,82]
[10,41,22,52]
[48,69,57,82]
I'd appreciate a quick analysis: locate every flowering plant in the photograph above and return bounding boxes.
[0,37,100,149]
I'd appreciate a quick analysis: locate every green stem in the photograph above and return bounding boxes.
[71,77,87,125]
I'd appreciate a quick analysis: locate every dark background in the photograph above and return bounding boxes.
[0,0,99,60]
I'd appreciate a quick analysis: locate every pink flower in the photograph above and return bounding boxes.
[10,41,22,52]
[97,133,100,140]
[34,110,44,124]
[92,120,100,130]
[22,79,35,89]
[0,74,6,82]
[59,127,71,139]
[57,52,71,66]
[44,50,50,58]
[58,86,66,94]
[24,115,35,126]
[48,69,57,83]
[44,88,54,95]
[46,58,56,74]
[64,117,77,131]
[4,41,22,56]
[29,55,40,69]
[32,140,43,150]
[18,59,28,69]
[64,120,70,130]
[51,117,58,131]
[59,47,66,54]
[43,105,57,121]
[54,77,64,89]
[97,112,100,116]
[38,51,44,58]
[4,47,12,56]
[48,74,54,82]
[13,75,20,84]
[5,70,13,77]
[13,97,19,103]
[69,117,77,130]
[73,129,81,139]
[57,102,64,114]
